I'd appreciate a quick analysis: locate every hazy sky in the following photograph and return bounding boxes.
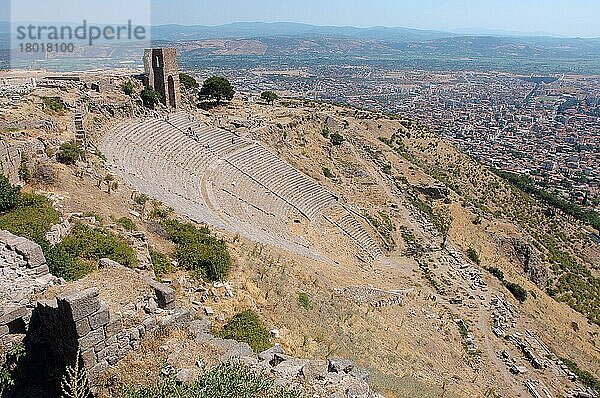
[5,0,600,38]
[150,0,599,37]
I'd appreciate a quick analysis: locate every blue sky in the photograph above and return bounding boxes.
[5,0,600,38]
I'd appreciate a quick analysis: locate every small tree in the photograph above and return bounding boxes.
[199,76,235,105]
[330,132,345,146]
[433,206,452,246]
[140,86,161,109]
[261,91,278,104]
[56,142,85,165]
[121,81,134,96]
[179,73,198,90]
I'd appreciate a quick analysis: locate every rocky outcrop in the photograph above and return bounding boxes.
[186,321,383,398]
[501,237,547,289]
[416,184,450,200]
[0,230,59,340]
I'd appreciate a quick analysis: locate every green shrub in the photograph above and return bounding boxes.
[504,281,527,303]
[44,243,93,281]
[560,358,600,393]
[134,194,149,207]
[18,156,31,183]
[0,342,26,396]
[121,362,303,398]
[0,175,20,212]
[116,217,136,231]
[298,292,312,310]
[0,191,95,281]
[59,223,138,268]
[57,141,85,165]
[150,249,173,279]
[466,247,480,265]
[322,167,333,178]
[161,219,231,282]
[40,96,65,112]
[179,73,199,90]
[121,81,134,96]
[260,91,278,104]
[487,267,504,281]
[141,87,162,109]
[321,128,330,138]
[330,132,345,146]
[217,310,271,353]
[0,192,60,243]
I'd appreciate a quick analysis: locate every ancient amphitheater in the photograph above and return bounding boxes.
[100,112,382,263]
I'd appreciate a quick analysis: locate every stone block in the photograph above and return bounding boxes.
[80,349,97,369]
[221,342,254,361]
[89,360,108,381]
[258,344,285,362]
[142,316,157,333]
[0,305,27,325]
[59,288,100,322]
[105,315,123,339]
[302,360,329,381]
[89,302,110,329]
[273,358,308,381]
[29,264,49,276]
[97,343,118,362]
[129,327,141,341]
[0,325,9,338]
[146,279,175,309]
[188,318,211,337]
[13,237,46,268]
[328,357,354,374]
[172,309,191,328]
[78,328,105,351]
[74,318,91,338]
[94,341,106,353]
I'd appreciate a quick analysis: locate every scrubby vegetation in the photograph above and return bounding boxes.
[261,91,278,104]
[140,87,162,109]
[179,73,199,90]
[0,191,60,243]
[504,281,527,303]
[59,223,138,267]
[57,141,85,165]
[0,175,20,212]
[216,310,271,353]
[116,217,137,231]
[298,292,312,310]
[487,267,504,281]
[161,219,231,281]
[0,342,26,396]
[121,362,302,398]
[329,132,345,146]
[40,96,65,113]
[121,81,134,96]
[466,247,480,265]
[493,169,600,231]
[560,358,600,393]
[150,249,173,280]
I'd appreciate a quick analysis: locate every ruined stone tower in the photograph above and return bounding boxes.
[143,48,181,109]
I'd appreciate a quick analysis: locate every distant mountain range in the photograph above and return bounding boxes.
[150,21,457,42]
[2,21,600,72]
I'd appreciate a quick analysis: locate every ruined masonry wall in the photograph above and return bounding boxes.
[0,230,56,340]
[36,282,188,384]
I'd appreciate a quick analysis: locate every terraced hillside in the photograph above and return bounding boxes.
[100,112,381,264]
